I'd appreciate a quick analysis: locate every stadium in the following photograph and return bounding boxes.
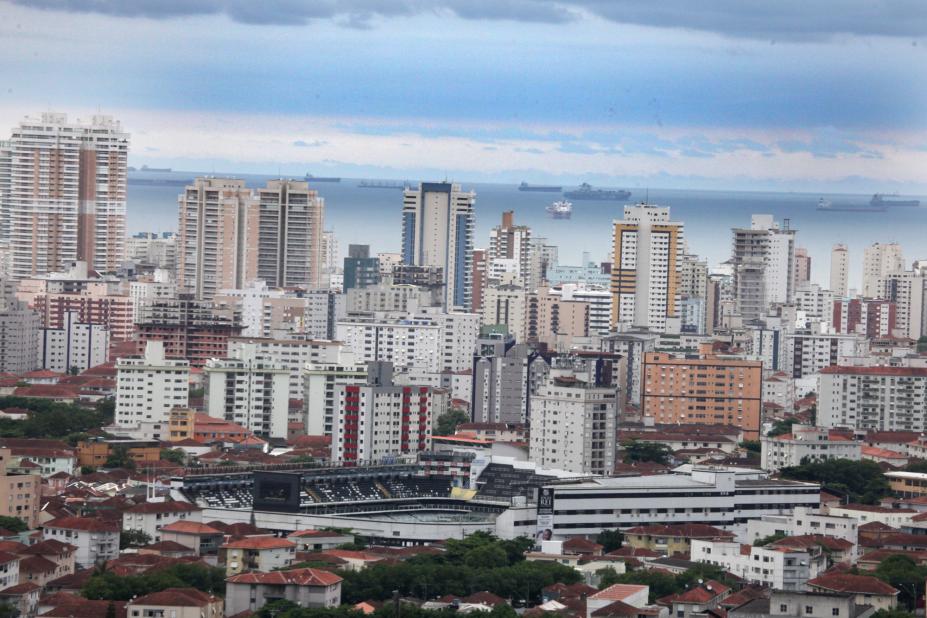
[171,455,821,544]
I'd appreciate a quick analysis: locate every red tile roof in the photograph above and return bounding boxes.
[808,573,899,595]
[129,587,218,608]
[590,584,649,602]
[160,521,222,535]
[226,567,343,586]
[821,366,927,376]
[624,524,735,539]
[769,535,854,551]
[19,555,57,574]
[44,516,119,533]
[142,541,194,553]
[0,582,40,595]
[123,500,199,514]
[0,551,19,566]
[221,536,295,550]
[658,581,730,605]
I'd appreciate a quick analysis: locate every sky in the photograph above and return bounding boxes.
[1,0,926,191]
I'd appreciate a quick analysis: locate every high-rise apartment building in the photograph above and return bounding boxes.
[254,180,324,289]
[830,244,849,297]
[114,341,190,439]
[401,182,475,309]
[488,211,531,284]
[481,283,531,342]
[879,268,926,340]
[303,357,368,437]
[1,113,128,280]
[818,366,927,432]
[41,311,110,373]
[331,362,445,465]
[135,295,243,368]
[529,355,619,475]
[730,215,796,321]
[794,247,812,288]
[832,298,896,338]
[0,282,41,374]
[204,342,290,438]
[610,204,684,331]
[176,178,257,300]
[342,244,380,291]
[471,333,540,425]
[863,242,905,298]
[641,349,763,440]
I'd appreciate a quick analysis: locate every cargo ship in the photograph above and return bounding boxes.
[871,194,920,208]
[563,183,631,201]
[519,181,563,192]
[358,180,410,189]
[546,200,572,219]
[817,198,885,213]
[305,173,341,183]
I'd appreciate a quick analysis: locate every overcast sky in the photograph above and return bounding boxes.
[1,0,926,191]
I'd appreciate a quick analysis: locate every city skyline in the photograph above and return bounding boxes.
[1,1,925,192]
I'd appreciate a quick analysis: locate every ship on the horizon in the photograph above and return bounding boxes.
[305,173,341,182]
[871,193,920,208]
[358,179,411,189]
[817,198,886,213]
[546,200,572,219]
[563,183,631,201]
[519,181,562,192]
[135,165,172,173]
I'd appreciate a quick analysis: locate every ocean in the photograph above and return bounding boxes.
[127,171,927,289]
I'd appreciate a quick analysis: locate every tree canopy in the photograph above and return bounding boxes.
[873,555,926,609]
[621,439,671,465]
[0,516,28,534]
[0,397,114,439]
[82,563,226,600]
[767,418,796,437]
[595,529,623,552]
[435,409,470,436]
[779,458,889,504]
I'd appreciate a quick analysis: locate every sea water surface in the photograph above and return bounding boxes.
[127,171,927,288]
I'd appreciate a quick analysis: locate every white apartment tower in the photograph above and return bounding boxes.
[115,341,190,434]
[176,178,257,300]
[863,242,905,298]
[488,211,532,284]
[830,244,849,297]
[204,342,290,438]
[529,358,619,475]
[254,179,324,289]
[401,182,475,309]
[2,113,129,279]
[611,204,684,331]
[730,215,796,321]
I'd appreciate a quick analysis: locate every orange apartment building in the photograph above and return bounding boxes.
[0,447,41,529]
[641,349,763,439]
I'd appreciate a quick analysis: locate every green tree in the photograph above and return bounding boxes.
[595,529,623,552]
[780,458,890,504]
[873,555,926,610]
[82,563,226,600]
[767,418,796,437]
[872,609,915,618]
[621,439,671,465]
[105,444,136,470]
[740,440,761,454]
[120,529,152,549]
[435,409,470,436]
[160,448,186,465]
[904,460,927,473]
[753,532,787,546]
[0,516,27,533]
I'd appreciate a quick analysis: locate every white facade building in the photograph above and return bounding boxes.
[745,507,859,549]
[784,332,868,379]
[731,215,797,321]
[41,311,110,373]
[830,244,849,297]
[548,283,612,336]
[303,358,369,436]
[817,366,927,432]
[863,242,905,298]
[227,337,345,400]
[114,341,190,439]
[204,343,290,438]
[691,539,824,591]
[43,517,120,568]
[761,424,861,472]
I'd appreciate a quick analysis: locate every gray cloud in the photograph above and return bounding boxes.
[10,0,927,38]
[292,139,328,148]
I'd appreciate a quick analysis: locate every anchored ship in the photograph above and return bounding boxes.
[358,179,410,189]
[563,183,631,201]
[519,181,563,192]
[871,193,920,208]
[817,198,886,213]
[546,200,573,219]
[305,173,341,183]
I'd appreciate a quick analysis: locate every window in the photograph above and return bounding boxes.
[805,607,813,615]
[832,609,840,616]
[780,606,788,613]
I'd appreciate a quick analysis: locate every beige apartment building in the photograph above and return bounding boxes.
[642,348,763,439]
[0,447,41,529]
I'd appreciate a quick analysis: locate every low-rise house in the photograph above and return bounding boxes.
[767,535,857,565]
[320,549,384,571]
[221,536,295,576]
[587,584,651,618]
[122,499,201,542]
[42,516,120,568]
[745,507,859,546]
[760,425,860,473]
[137,540,198,558]
[860,446,908,467]
[0,582,40,617]
[656,580,730,618]
[728,590,875,618]
[287,529,354,552]
[225,567,342,616]
[691,539,825,590]
[806,573,899,611]
[20,539,76,581]
[563,538,605,556]
[0,552,20,590]
[827,504,916,528]
[159,520,224,558]
[127,587,223,618]
[624,524,735,557]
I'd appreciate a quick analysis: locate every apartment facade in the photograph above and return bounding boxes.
[611,204,684,331]
[41,311,109,373]
[135,296,243,368]
[401,182,475,309]
[2,113,128,279]
[785,333,868,379]
[303,359,369,437]
[817,365,927,432]
[488,211,532,284]
[471,334,538,425]
[254,179,325,289]
[642,351,763,440]
[863,242,905,298]
[761,424,861,472]
[114,341,190,436]
[730,215,796,321]
[830,244,849,297]
[832,298,896,338]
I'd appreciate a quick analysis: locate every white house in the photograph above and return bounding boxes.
[121,499,201,543]
[42,516,120,568]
